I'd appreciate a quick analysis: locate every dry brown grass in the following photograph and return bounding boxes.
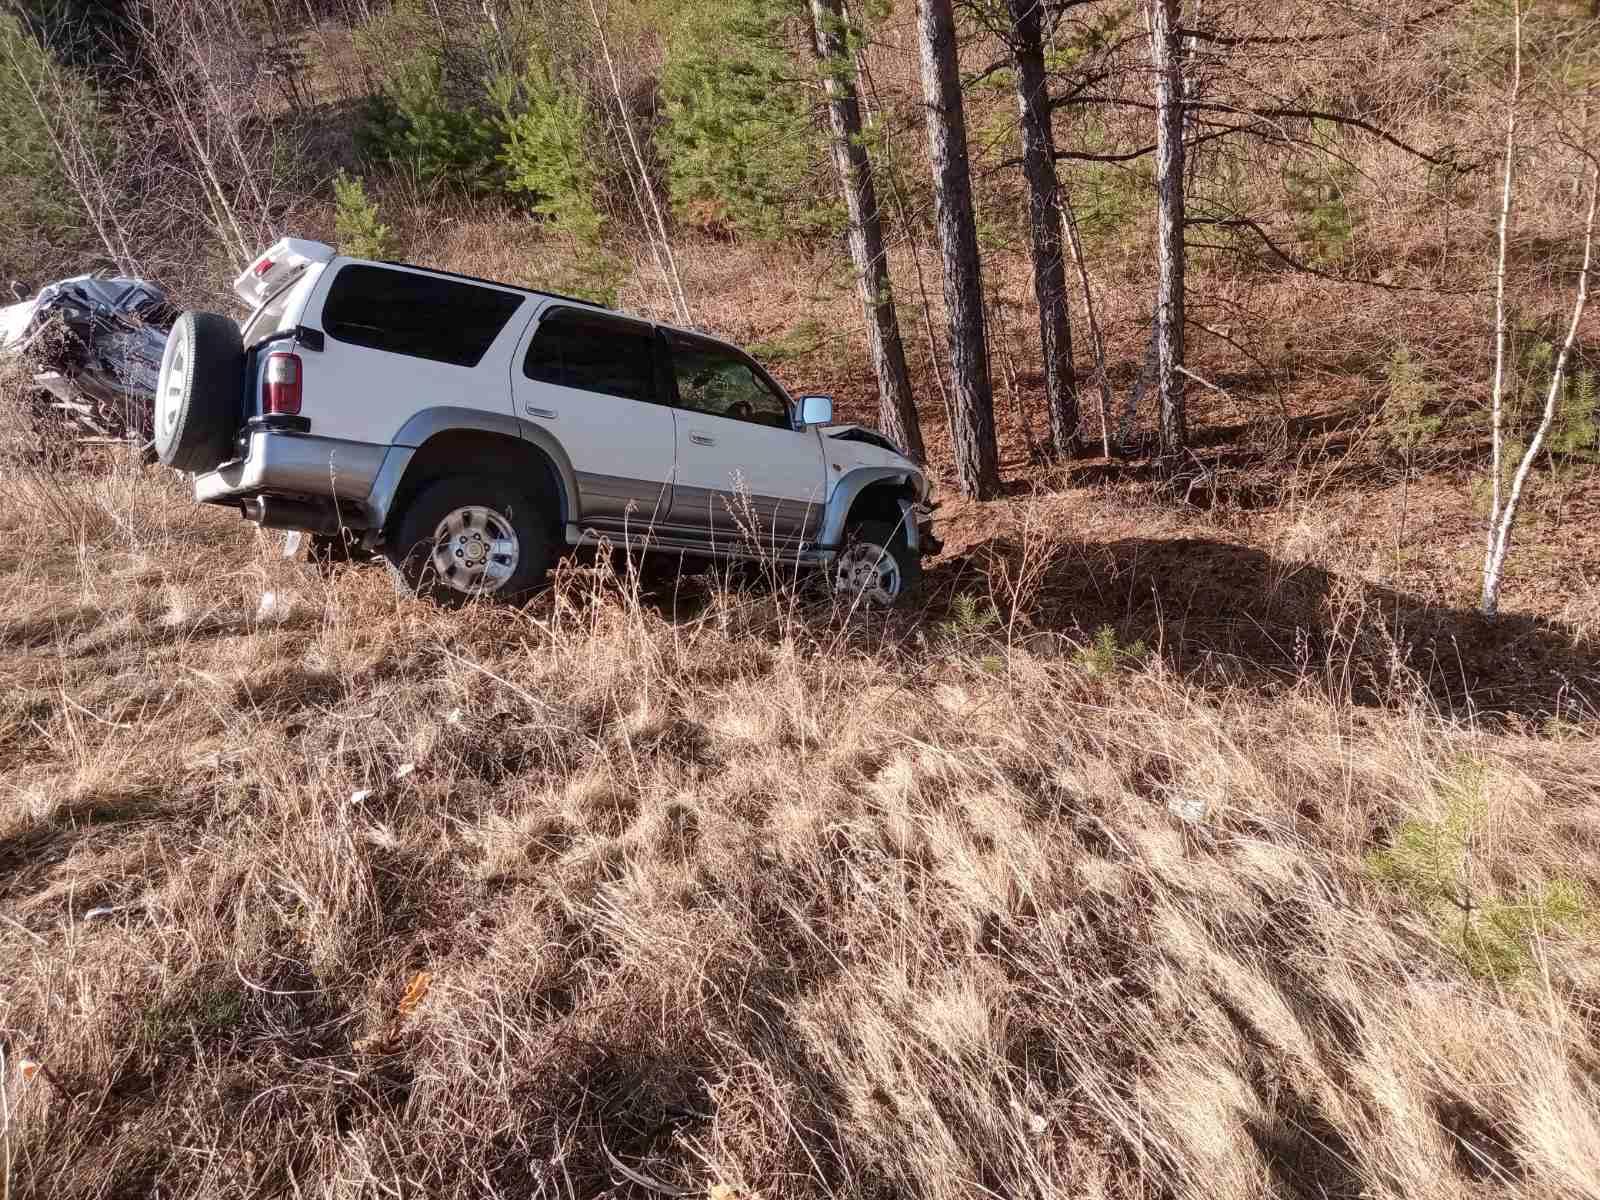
[9,5,1600,1189]
[1,445,1596,1200]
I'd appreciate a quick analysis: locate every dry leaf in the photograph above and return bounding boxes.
[708,1185,739,1200]
[396,970,432,1019]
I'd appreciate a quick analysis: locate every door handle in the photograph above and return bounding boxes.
[526,406,557,420]
[689,432,716,446]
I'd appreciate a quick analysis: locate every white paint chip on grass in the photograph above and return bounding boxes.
[1167,792,1208,824]
[255,590,298,624]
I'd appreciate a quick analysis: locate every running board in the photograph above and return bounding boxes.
[563,523,830,565]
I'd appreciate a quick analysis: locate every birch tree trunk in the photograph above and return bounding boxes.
[810,0,925,461]
[1480,1,1597,618]
[1006,0,1078,458]
[917,0,1000,498]
[1150,0,1187,457]
[1483,162,1596,617]
[1484,0,1520,608]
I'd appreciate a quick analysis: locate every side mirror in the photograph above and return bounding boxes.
[798,394,833,426]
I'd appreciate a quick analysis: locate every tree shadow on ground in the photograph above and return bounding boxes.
[929,535,1598,724]
[1046,407,1402,511]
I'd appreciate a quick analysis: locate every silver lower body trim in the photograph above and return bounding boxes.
[565,524,822,565]
[665,482,821,543]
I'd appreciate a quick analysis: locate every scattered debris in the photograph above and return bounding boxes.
[1166,793,1209,824]
[1,274,175,451]
[395,970,432,1019]
[254,590,300,625]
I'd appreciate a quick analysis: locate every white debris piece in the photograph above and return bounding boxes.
[1166,792,1208,824]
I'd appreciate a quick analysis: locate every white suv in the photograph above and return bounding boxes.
[154,238,937,604]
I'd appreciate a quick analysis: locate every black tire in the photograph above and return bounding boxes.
[154,311,243,472]
[384,476,554,604]
[834,518,922,608]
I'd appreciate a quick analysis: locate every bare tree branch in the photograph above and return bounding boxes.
[1177,2,1466,47]
[1185,215,1481,294]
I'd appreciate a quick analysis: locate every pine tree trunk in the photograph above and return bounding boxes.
[810,0,925,461]
[1150,0,1187,457]
[916,0,1001,498]
[1006,0,1077,458]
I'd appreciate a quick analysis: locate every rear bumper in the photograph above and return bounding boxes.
[194,431,389,528]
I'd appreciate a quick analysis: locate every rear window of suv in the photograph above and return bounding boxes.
[523,306,657,403]
[321,264,523,368]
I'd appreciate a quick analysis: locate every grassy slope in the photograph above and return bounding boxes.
[4,7,1600,1193]
[1,459,1596,1200]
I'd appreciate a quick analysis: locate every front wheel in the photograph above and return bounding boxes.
[384,476,554,603]
[831,519,921,608]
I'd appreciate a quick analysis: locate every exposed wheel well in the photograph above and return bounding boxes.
[845,480,917,533]
[387,430,565,538]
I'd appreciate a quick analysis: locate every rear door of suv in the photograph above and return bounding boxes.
[511,304,677,533]
[660,330,826,549]
[298,262,529,445]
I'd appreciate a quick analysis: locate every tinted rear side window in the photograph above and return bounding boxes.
[523,307,656,403]
[322,264,523,368]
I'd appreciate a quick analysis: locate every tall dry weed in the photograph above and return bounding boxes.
[0,468,1595,1200]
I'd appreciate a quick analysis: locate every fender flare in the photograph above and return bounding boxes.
[362,406,580,532]
[816,466,923,554]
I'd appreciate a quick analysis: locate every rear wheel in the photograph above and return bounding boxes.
[154,311,242,472]
[832,519,920,608]
[384,476,554,603]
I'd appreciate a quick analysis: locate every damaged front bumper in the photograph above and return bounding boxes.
[899,499,943,557]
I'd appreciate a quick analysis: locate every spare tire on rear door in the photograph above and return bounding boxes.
[155,311,244,472]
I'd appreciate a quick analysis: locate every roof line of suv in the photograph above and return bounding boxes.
[373,258,770,360]
[378,259,709,347]
[376,260,610,314]
[366,258,791,401]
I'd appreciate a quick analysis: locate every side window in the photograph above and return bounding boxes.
[321,264,522,368]
[666,335,791,429]
[523,308,656,403]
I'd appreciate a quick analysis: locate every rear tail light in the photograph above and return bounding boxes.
[253,257,274,277]
[263,351,302,415]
